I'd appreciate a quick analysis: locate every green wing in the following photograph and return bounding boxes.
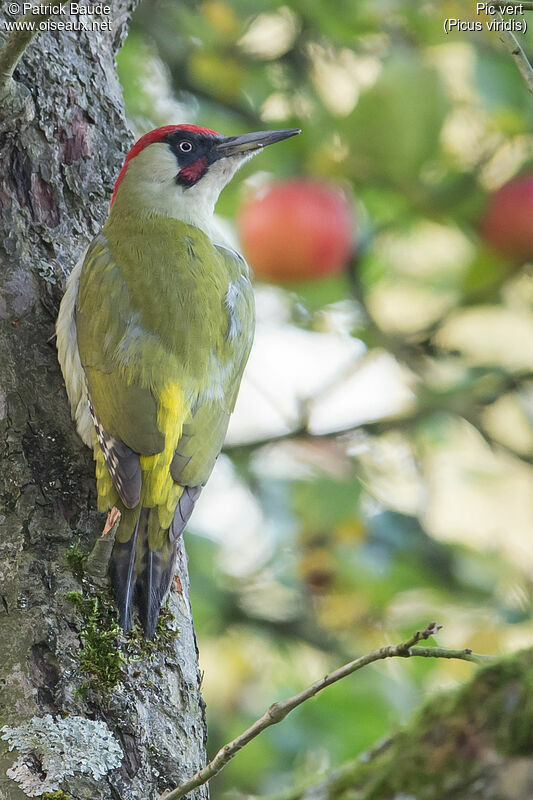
[77,234,165,454]
[170,243,255,487]
[76,229,255,506]
[76,235,165,508]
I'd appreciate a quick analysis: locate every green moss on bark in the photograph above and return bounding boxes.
[65,585,180,697]
[363,652,533,799]
[65,591,125,694]
[125,598,180,661]
[65,542,87,581]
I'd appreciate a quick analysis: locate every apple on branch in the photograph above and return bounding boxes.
[480,172,533,263]
[237,179,355,283]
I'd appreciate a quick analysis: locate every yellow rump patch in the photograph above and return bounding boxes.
[93,381,188,530]
[139,382,187,528]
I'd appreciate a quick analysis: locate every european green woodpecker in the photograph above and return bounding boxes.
[56,124,300,636]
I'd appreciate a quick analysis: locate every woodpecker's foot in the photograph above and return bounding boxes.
[86,508,120,583]
[102,506,121,536]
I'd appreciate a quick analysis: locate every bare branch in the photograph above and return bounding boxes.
[160,623,493,800]
[0,6,54,99]
[224,408,432,457]
[225,367,533,460]
[408,645,492,662]
[492,13,533,95]
[226,412,533,467]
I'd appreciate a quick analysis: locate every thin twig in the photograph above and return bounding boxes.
[159,623,492,800]
[408,645,491,663]
[492,13,533,95]
[0,6,54,98]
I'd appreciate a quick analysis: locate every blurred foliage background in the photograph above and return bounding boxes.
[117,0,533,796]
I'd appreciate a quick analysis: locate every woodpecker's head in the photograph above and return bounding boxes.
[110,124,300,233]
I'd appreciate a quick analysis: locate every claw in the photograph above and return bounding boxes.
[102,506,121,536]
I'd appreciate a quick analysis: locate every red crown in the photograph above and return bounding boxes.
[111,124,220,206]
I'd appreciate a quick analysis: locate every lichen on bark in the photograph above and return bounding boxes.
[1,714,122,796]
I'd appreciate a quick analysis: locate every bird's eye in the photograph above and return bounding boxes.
[179,141,193,153]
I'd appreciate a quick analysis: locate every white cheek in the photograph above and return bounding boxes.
[115,146,258,236]
[130,143,178,183]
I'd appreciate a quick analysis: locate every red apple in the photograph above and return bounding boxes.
[237,179,355,282]
[480,172,533,261]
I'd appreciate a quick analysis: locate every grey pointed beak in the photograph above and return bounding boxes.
[215,128,301,158]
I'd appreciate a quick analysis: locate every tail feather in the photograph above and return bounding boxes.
[108,506,143,631]
[170,485,202,541]
[135,515,177,638]
[109,487,202,637]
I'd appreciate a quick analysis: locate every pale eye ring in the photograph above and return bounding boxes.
[179,141,193,153]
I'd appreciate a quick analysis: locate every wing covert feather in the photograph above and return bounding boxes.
[76,235,168,457]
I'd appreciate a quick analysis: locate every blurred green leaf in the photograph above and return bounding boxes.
[346,56,449,186]
[292,477,361,530]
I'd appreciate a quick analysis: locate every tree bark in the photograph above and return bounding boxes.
[279,650,533,800]
[0,7,207,799]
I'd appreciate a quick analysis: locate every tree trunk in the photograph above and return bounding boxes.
[280,650,533,800]
[0,7,207,799]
